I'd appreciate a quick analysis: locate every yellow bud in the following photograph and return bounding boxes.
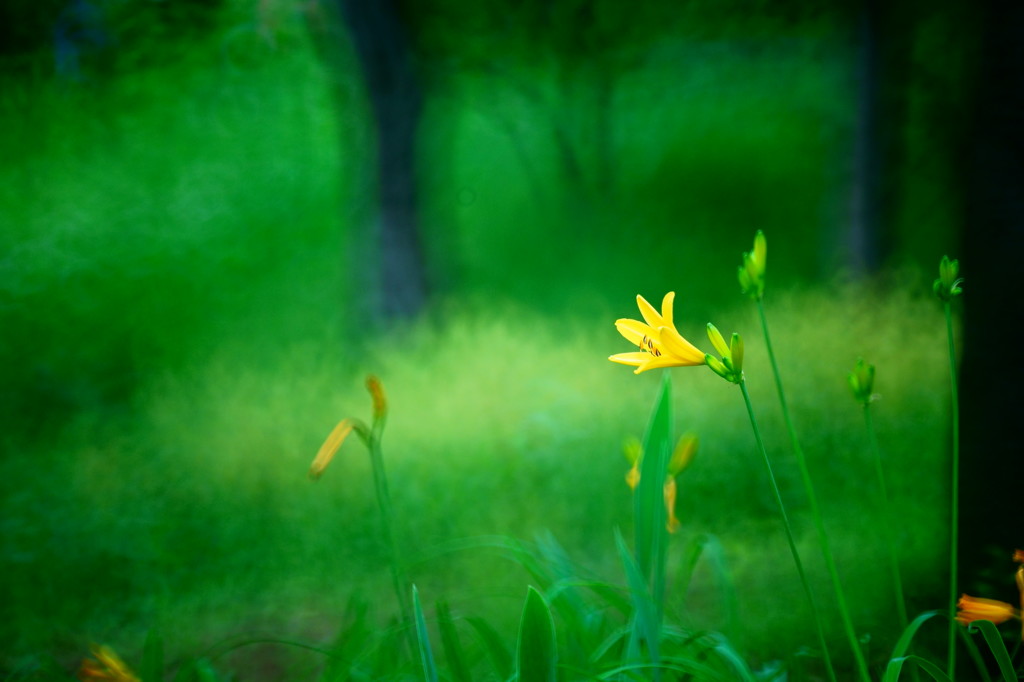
[706,323,730,359]
[310,418,354,480]
[366,375,387,421]
[667,434,698,476]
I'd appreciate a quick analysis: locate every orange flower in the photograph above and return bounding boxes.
[956,549,1024,640]
[955,595,1019,626]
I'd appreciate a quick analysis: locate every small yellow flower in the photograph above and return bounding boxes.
[309,418,355,480]
[609,292,707,374]
[79,645,140,682]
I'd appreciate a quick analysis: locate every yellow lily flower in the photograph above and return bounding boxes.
[609,292,707,374]
[79,645,140,682]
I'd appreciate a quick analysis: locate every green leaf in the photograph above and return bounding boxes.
[466,616,513,681]
[967,620,1017,682]
[635,373,672,606]
[615,528,660,668]
[141,628,164,682]
[436,601,471,682]
[516,586,557,682]
[884,655,953,682]
[412,585,438,682]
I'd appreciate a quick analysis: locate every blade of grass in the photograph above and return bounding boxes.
[885,655,953,682]
[412,585,438,682]
[516,586,558,682]
[967,620,1017,682]
[636,372,673,614]
[615,527,660,673]
[436,600,471,682]
[466,616,513,681]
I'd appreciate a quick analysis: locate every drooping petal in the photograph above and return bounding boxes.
[659,327,706,365]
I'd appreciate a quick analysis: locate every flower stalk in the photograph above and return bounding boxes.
[738,378,838,682]
[310,376,413,651]
[756,298,871,682]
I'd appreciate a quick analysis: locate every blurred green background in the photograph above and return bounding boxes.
[2,0,1009,677]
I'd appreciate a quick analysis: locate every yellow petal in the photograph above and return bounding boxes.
[659,327,706,365]
[636,294,664,329]
[609,352,647,367]
[615,318,657,348]
[659,291,675,328]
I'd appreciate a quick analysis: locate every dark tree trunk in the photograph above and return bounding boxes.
[958,0,1024,595]
[337,0,427,320]
[844,0,912,274]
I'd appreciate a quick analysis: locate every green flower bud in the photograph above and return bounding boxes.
[738,231,767,300]
[934,255,963,301]
[730,333,744,375]
[847,358,876,405]
[707,323,730,359]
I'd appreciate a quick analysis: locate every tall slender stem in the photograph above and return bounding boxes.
[367,435,413,649]
[944,301,960,676]
[739,380,838,682]
[864,404,909,629]
[756,300,871,682]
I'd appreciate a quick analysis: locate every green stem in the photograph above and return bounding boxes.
[864,404,909,630]
[944,301,960,677]
[757,300,871,682]
[367,434,414,651]
[739,379,838,682]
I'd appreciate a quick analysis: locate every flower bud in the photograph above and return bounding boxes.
[366,375,387,421]
[934,255,963,301]
[847,358,876,405]
[738,231,767,300]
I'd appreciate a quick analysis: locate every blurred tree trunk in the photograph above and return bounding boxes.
[844,0,912,274]
[958,0,1024,593]
[330,0,428,320]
